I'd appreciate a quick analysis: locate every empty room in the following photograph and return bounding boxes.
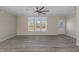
[0,6,79,52]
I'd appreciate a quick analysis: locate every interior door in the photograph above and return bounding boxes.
[57,19,65,34]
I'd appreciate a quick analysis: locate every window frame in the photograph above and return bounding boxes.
[28,17,47,32]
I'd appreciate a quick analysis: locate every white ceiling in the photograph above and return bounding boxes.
[0,6,75,16]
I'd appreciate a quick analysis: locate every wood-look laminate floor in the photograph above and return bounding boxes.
[0,35,79,52]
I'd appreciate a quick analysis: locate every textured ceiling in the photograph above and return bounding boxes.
[0,6,75,16]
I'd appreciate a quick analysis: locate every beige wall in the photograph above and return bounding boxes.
[76,7,79,46]
[0,11,17,42]
[65,15,76,38]
[17,16,66,35]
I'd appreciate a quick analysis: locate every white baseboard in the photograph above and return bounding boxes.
[16,33,58,35]
[0,34,16,42]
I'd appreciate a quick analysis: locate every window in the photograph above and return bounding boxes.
[28,17,47,32]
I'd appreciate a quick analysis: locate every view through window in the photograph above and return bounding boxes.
[28,17,47,32]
